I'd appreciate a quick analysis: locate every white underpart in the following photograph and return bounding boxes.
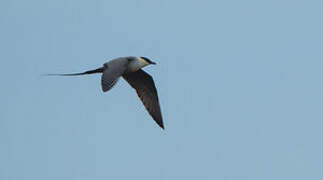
[127,57,149,72]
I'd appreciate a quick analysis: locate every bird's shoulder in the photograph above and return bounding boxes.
[103,57,135,69]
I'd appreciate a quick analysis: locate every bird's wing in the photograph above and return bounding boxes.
[122,69,164,129]
[101,60,129,92]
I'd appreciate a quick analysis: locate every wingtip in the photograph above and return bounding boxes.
[101,87,108,92]
[158,123,165,130]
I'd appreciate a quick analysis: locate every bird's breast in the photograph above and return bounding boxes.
[127,59,147,72]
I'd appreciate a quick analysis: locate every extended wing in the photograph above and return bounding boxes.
[123,69,164,129]
[101,59,130,92]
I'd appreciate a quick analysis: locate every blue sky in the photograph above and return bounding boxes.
[1,0,323,179]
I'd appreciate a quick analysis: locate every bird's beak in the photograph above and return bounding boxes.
[150,61,156,65]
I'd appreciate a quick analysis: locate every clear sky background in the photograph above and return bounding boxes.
[1,0,322,179]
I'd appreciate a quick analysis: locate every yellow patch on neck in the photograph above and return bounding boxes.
[138,57,146,64]
[137,57,148,66]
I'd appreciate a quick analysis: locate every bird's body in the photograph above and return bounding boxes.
[47,56,164,129]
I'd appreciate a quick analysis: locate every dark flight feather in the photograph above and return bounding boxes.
[123,69,164,129]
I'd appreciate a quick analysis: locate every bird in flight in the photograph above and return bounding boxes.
[47,56,164,129]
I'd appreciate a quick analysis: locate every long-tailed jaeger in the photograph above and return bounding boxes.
[47,56,164,129]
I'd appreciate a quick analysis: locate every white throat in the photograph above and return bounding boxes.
[127,57,149,72]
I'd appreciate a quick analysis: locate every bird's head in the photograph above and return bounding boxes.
[137,57,156,67]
